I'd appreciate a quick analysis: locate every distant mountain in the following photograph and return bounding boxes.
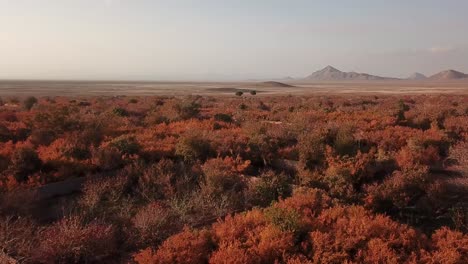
[429,70,468,80]
[305,66,391,81]
[407,72,427,80]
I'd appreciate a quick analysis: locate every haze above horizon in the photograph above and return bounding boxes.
[1,0,468,81]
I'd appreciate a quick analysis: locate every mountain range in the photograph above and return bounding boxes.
[300,66,468,81]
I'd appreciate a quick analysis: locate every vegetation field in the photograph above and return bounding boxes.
[0,93,467,263]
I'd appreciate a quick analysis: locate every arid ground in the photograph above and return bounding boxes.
[0,80,467,96]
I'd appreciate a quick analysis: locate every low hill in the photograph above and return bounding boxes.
[408,72,427,80]
[255,81,294,88]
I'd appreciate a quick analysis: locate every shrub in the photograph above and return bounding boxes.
[421,227,468,263]
[23,96,38,110]
[29,128,56,146]
[33,216,116,263]
[174,101,200,120]
[309,206,424,263]
[323,165,355,200]
[110,136,141,156]
[93,146,124,171]
[298,131,326,170]
[136,159,177,201]
[396,140,441,170]
[9,97,19,104]
[250,90,257,95]
[77,101,91,107]
[264,207,302,233]
[246,170,291,207]
[132,203,180,248]
[134,228,213,264]
[202,158,245,196]
[129,98,139,104]
[112,107,129,117]
[365,166,431,212]
[214,113,233,123]
[78,122,105,147]
[333,125,356,156]
[0,124,12,143]
[175,133,212,162]
[210,224,294,264]
[0,216,37,263]
[235,91,243,96]
[211,209,295,264]
[8,147,42,182]
[79,175,130,214]
[274,188,332,226]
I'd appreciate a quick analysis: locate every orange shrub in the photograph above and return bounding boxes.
[134,228,213,264]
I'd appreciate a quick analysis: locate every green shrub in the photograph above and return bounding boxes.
[174,101,200,120]
[112,107,129,117]
[333,126,356,156]
[247,171,291,207]
[264,207,302,233]
[214,113,233,123]
[175,133,212,162]
[202,158,245,196]
[9,147,42,182]
[23,96,38,110]
[94,147,124,171]
[298,131,326,169]
[110,136,141,155]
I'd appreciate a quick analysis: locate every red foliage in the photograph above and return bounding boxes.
[134,228,213,264]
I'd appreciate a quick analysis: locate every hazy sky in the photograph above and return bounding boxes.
[1,0,468,80]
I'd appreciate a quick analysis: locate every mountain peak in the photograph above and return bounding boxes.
[429,69,467,80]
[322,65,340,72]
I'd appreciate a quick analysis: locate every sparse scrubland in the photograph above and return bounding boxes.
[0,94,467,263]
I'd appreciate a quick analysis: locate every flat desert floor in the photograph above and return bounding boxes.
[0,80,467,96]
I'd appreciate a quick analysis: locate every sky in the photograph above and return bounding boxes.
[1,0,468,81]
